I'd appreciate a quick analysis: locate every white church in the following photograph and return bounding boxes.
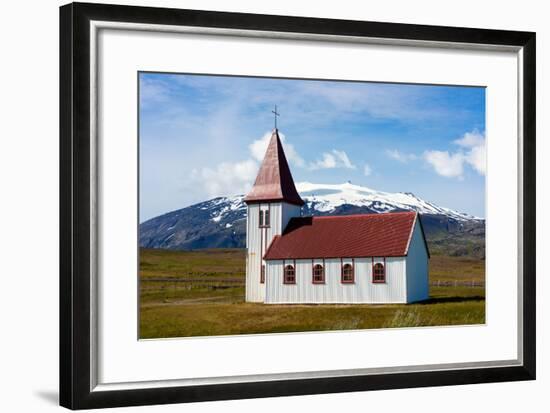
[244,129,430,304]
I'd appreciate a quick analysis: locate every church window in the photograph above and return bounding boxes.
[341,263,354,283]
[259,208,270,228]
[260,264,265,284]
[312,264,325,284]
[284,264,296,284]
[373,262,386,283]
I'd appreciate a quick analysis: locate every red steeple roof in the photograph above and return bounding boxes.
[244,129,304,206]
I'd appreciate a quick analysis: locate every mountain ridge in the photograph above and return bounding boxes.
[140,182,485,257]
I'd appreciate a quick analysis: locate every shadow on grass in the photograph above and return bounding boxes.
[418,296,485,305]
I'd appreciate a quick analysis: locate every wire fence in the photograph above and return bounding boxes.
[431,280,485,288]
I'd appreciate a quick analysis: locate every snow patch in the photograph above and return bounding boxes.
[296,181,481,221]
[202,182,480,225]
[210,195,246,223]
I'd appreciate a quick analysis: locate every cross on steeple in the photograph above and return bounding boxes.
[271,105,280,130]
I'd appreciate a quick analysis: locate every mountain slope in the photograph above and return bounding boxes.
[140,182,485,257]
[297,182,480,221]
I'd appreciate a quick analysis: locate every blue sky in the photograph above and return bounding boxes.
[139,72,486,222]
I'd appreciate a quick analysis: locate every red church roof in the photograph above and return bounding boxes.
[244,129,304,206]
[264,211,428,260]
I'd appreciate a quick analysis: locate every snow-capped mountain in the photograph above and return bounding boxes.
[297,182,480,221]
[139,182,485,256]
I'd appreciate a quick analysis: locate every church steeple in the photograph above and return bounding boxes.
[244,129,304,206]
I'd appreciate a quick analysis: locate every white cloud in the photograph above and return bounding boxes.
[363,164,372,176]
[423,150,465,178]
[332,150,356,169]
[248,131,305,167]
[458,130,486,175]
[386,149,418,163]
[466,144,486,175]
[453,130,485,148]
[248,133,270,162]
[191,130,310,200]
[310,153,337,169]
[193,159,258,198]
[309,150,356,170]
[250,132,355,172]
[423,130,486,178]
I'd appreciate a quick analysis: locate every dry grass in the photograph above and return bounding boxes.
[139,248,485,339]
[429,255,485,283]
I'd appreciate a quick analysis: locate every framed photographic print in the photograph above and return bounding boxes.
[59,2,536,410]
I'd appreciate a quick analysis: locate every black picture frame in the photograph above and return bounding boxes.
[60,2,536,410]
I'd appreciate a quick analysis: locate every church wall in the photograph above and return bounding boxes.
[264,257,407,304]
[245,203,265,302]
[246,202,298,302]
[264,202,282,252]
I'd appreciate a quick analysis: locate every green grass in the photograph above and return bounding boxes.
[139,248,485,339]
[429,255,485,283]
[140,248,245,280]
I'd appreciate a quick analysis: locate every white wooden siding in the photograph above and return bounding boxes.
[264,202,282,250]
[405,220,429,303]
[265,257,407,304]
[245,203,266,302]
[245,202,300,302]
[248,204,428,305]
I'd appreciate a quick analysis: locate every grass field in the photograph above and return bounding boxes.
[139,248,485,339]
